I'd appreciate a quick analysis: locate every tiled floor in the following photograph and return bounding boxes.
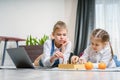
[0,50,120,80]
[0,68,120,80]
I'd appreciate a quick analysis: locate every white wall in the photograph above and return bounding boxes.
[0,0,77,65]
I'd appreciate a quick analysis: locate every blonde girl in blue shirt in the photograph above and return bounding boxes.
[71,28,116,68]
[34,21,72,67]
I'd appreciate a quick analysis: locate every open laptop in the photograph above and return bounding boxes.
[6,47,37,69]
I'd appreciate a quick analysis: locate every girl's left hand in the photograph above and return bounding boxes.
[62,38,69,46]
[61,38,69,53]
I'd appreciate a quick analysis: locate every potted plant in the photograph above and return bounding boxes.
[20,35,49,62]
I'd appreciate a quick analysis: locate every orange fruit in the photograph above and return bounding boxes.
[98,62,106,69]
[85,61,93,70]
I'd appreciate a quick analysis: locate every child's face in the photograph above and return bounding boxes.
[53,28,67,45]
[90,37,106,52]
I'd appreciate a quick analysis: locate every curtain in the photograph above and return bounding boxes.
[73,0,95,55]
[95,0,120,59]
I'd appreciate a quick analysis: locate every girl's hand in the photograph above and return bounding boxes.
[79,59,87,64]
[62,38,69,46]
[50,51,63,63]
[54,51,63,59]
[71,56,79,64]
[61,38,69,53]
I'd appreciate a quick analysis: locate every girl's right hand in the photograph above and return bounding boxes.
[53,51,63,59]
[71,56,79,64]
[50,51,63,63]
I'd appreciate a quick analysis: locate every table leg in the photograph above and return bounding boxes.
[1,40,7,66]
[16,41,19,47]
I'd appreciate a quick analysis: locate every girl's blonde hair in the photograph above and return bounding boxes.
[91,28,110,42]
[91,28,113,58]
[53,21,68,33]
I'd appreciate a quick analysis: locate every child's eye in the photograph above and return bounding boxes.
[57,33,61,36]
[91,43,94,45]
[63,34,66,36]
[96,44,99,46]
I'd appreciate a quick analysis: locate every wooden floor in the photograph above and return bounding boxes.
[0,68,120,80]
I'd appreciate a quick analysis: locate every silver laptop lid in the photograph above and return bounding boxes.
[7,47,34,68]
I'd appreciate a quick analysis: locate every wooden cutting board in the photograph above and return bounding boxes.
[58,64,85,70]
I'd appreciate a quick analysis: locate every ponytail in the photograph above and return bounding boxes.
[109,41,114,58]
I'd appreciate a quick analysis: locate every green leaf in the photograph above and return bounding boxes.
[25,34,49,46]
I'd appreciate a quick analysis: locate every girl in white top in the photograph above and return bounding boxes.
[71,29,116,68]
[36,21,72,67]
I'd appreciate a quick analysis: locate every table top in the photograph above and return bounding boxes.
[0,68,120,80]
[0,36,26,41]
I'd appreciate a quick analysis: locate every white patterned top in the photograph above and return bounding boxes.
[41,39,72,67]
[80,44,116,68]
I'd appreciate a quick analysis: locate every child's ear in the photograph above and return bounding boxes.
[104,42,108,46]
[51,33,54,39]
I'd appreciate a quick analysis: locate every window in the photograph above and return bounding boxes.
[95,0,120,58]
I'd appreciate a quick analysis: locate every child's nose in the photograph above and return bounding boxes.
[92,45,96,49]
[60,35,64,39]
